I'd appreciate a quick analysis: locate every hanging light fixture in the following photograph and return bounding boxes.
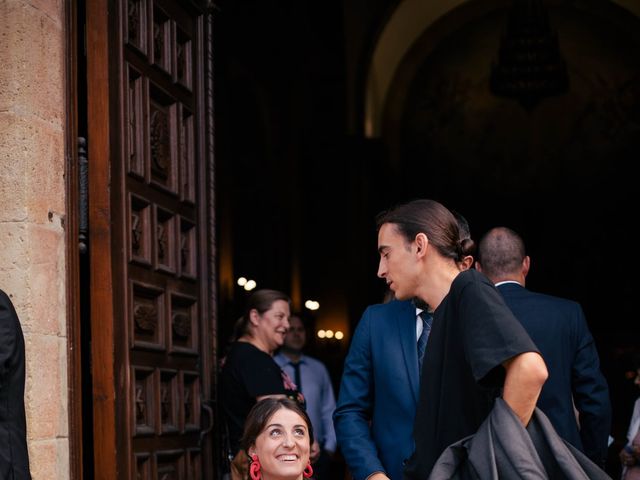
[490,0,569,110]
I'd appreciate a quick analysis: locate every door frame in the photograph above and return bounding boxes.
[64,0,84,477]
[85,0,119,476]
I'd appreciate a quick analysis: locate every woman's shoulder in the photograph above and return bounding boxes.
[226,341,271,364]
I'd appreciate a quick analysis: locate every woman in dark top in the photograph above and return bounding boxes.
[374,199,548,479]
[221,289,300,479]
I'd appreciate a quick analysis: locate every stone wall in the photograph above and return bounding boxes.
[0,0,69,478]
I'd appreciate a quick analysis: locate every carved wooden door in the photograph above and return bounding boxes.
[86,0,216,478]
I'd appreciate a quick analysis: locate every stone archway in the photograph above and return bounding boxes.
[364,0,640,138]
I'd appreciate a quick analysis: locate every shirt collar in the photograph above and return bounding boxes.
[289,354,306,364]
[494,280,523,287]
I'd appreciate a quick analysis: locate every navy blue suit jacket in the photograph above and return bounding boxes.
[497,282,611,465]
[334,300,418,480]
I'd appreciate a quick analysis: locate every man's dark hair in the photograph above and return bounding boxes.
[477,227,526,279]
[451,210,476,258]
[376,199,464,262]
[286,314,309,335]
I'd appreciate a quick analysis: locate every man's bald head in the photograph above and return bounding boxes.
[477,227,528,283]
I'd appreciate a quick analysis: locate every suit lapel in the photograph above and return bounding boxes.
[396,301,420,404]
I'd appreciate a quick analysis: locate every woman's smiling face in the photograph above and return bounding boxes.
[250,407,311,480]
[251,299,291,353]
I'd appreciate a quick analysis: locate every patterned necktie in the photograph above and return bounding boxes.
[291,362,302,393]
[417,311,433,372]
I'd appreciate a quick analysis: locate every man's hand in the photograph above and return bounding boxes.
[310,440,321,463]
[620,446,636,467]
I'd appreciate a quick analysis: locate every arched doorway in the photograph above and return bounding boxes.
[374,1,640,473]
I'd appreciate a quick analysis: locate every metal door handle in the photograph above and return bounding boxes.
[200,401,214,446]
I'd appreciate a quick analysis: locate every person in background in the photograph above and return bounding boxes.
[275,315,336,479]
[221,289,301,480]
[0,289,31,480]
[333,209,476,480]
[476,226,612,467]
[241,397,314,480]
[620,357,640,479]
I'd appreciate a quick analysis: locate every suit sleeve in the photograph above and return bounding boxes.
[0,290,18,389]
[571,305,611,467]
[334,307,386,480]
[319,363,337,453]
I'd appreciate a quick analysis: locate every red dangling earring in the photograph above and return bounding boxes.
[303,462,314,478]
[249,454,261,480]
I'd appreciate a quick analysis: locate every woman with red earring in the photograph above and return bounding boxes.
[242,398,315,480]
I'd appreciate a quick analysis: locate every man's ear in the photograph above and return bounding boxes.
[414,233,429,257]
[475,261,483,272]
[522,256,531,277]
[460,256,474,271]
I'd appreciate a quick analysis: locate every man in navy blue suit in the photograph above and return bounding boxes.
[334,298,421,480]
[476,226,612,467]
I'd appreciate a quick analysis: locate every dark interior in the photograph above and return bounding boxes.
[214,1,640,475]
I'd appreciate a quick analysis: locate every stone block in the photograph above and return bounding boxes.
[25,222,66,335]
[24,333,61,440]
[27,438,69,480]
[0,113,28,222]
[0,0,64,125]
[0,113,65,222]
[24,0,63,25]
[26,223,64,267]
[0,222,29,269]
[28,264,62,336]
[27,439,55,480]
[0,269,33,333]
[25,125,66,217]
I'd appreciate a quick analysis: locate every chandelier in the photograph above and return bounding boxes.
[490,0,569,110]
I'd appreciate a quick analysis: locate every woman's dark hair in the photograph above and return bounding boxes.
[376,199,463,262]
[240,397,314,452]
[232,289,291,342]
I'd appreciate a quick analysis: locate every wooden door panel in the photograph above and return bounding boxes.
[88,0,213,478]
[125,0,206,472]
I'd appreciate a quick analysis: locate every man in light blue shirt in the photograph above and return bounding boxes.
[275,315,337,479]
